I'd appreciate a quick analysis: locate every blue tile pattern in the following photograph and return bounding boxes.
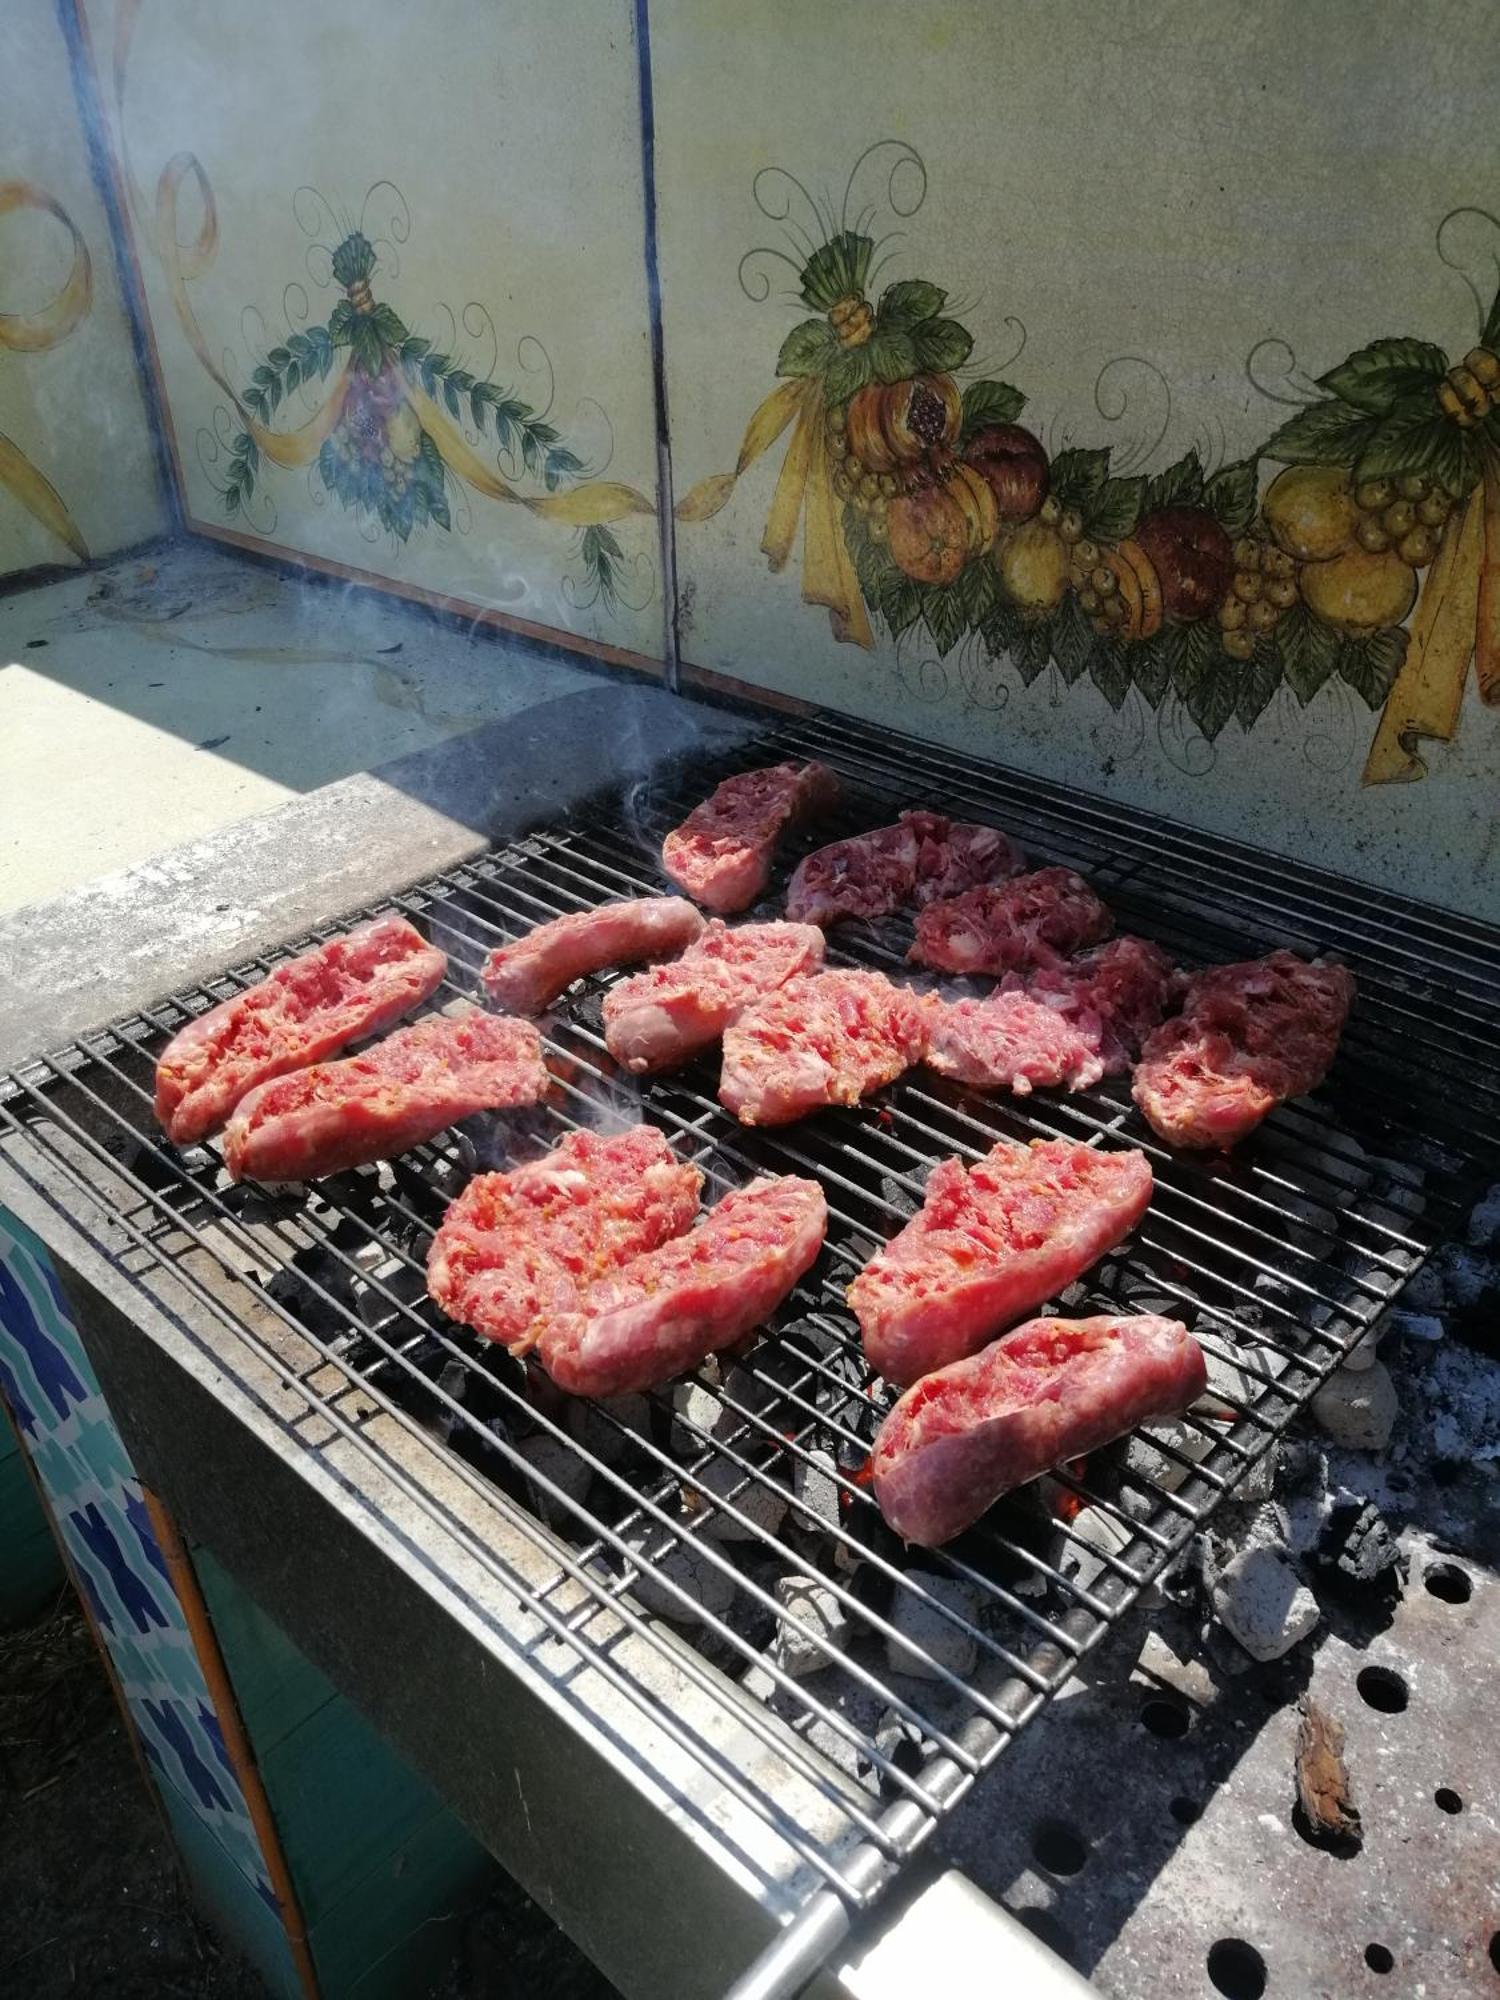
[0,1205,298,1986]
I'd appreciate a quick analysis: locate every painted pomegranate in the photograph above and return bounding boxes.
[847,374,962,474]
[963,423,1049,524]
[888,481,969,586]
[1131,506,1233,622]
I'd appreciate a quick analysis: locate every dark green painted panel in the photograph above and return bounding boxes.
[194,1544,336,1756]
[312,1807,495,2000]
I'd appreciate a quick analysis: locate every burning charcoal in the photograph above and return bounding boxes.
[771,1574,851,1679]
[1198,1339,1257,1417]
[1279,1438,1328,1499]
[1341,1327,1380,1373]
[886,1574,980,1682]
[791,1449,840,1534]
[1311,1362,1398,1451]
[519,1433,593,1531]
[266,1245,354,1337]
[1466,1183,1500,1248]
[1389,1310,1444,1345]
[1058,1505,1135,1596]
[720,1358,780,1418]
[670,1380,731,1455]
[1314,1496,1406,1599]
[1210,1546,1319,1661]
[684,1455,788,1543]
[567,1393,653,1468]
[1232,1443,1280,1504]
[1294,1697,1361,1850]
[1399,1263,1446,1313]
[1126,1419,1214,1495]
[879,1175,919,1221]
[620,1523,736,1625]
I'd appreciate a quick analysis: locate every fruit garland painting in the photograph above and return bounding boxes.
[679,143,1500,785]
[111,2,655,617]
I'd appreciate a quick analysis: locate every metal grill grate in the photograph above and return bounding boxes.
[3,705,1497,1964]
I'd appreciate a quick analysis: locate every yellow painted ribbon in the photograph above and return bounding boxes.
[675,374,874,649]
[154,153,349,468]
[1362,449,1500,783]
[408,385,654,526]
[0,179,93,559]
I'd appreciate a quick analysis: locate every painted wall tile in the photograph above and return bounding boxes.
[652,0,1500,919]
[1,0,165,577]
[80,0,665,669]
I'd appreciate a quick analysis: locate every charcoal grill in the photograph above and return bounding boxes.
[2,703,1496,1998]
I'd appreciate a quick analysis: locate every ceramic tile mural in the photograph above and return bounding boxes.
[0,0,164,578]
[77,0,665,670]
[650,0,1500,921]
[0,1206,298,1992]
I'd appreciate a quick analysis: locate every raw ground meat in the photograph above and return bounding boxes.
[155,916,446,1145]
[427,1126,702,1351]
[872,1313,1207,1545]
[924,936,1178,1095]
[1132,950,1355,1150]
[909,866,1113,976]
[719,969,928,1126]
[223,1011,548,1183]
[786,811,1025,927]
[602,920,825,1073]
[537,1176,827,1396]
[662,761,839,913]
[480,898,704,1015]
[849,1136,1154,1386]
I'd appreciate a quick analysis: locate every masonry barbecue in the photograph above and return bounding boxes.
[3,703,1497,1998]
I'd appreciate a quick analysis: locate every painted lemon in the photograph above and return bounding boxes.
[997,520,1069,615]
[387,402,423,462]
[1263,465,1359,563]
[1299,548,1417,634]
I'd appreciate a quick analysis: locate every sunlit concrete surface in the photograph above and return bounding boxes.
[0,542,602,914]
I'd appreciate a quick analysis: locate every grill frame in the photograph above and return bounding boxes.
[2,703,1495,1984]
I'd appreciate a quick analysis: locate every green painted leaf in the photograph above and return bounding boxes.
[265,375,282,414]
[1049,447,1110,509]
[1279,604,1339,704]
[869,328,919,385]
[400,335,430,363]
[1318,337,1448,415]
[372,302,407,345]
[1172,617,1218,697]
[956,557,998,628]
[1145,449,1204,515]
[429,490,451,532]
[878,279,946,329]
[243,386,267,420]
[1355,408,1481,500]
[1262,399,1374,466]
[267,346,290,369]
[882,575,923,637]
[1090,640,1133,710]
[1012,619,1053,684]
[960,379,1026,437]
[1339,627,1406,709]
[1187,664,1237,741]
[287,333,312,361]
[239,434,258,473]
[924,581,968,658]
[824,346,873,407]
[979,601,1024,661]
[329,301,354,345]
[1204,459,1259,535]
[1132,631,1172,708]
[547,446,583,488]
[1235,637,1284,728]
[443,379,461,419]
[1085,474,1145,543]
[1051,592,1095,683]
[252,364,277,389]
[911,317,973,374]
[776,318,838,378]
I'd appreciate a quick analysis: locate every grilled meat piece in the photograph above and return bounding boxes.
[910,866,1112,977]
[155,916,446,1145]
[223,1011,548,1182]
[850,1136,1154,1386]
[663,761,839,913]
[872,1313,1206,1545]
[603,919,824,1074]
[924,936,1178,1095]
[719,969,927,1126]
[480,898,704,1015]
[537,1176,827,1396]
[1132,950,1355,1149]
[427,1126,702,1352]
[786,810,1025,927]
